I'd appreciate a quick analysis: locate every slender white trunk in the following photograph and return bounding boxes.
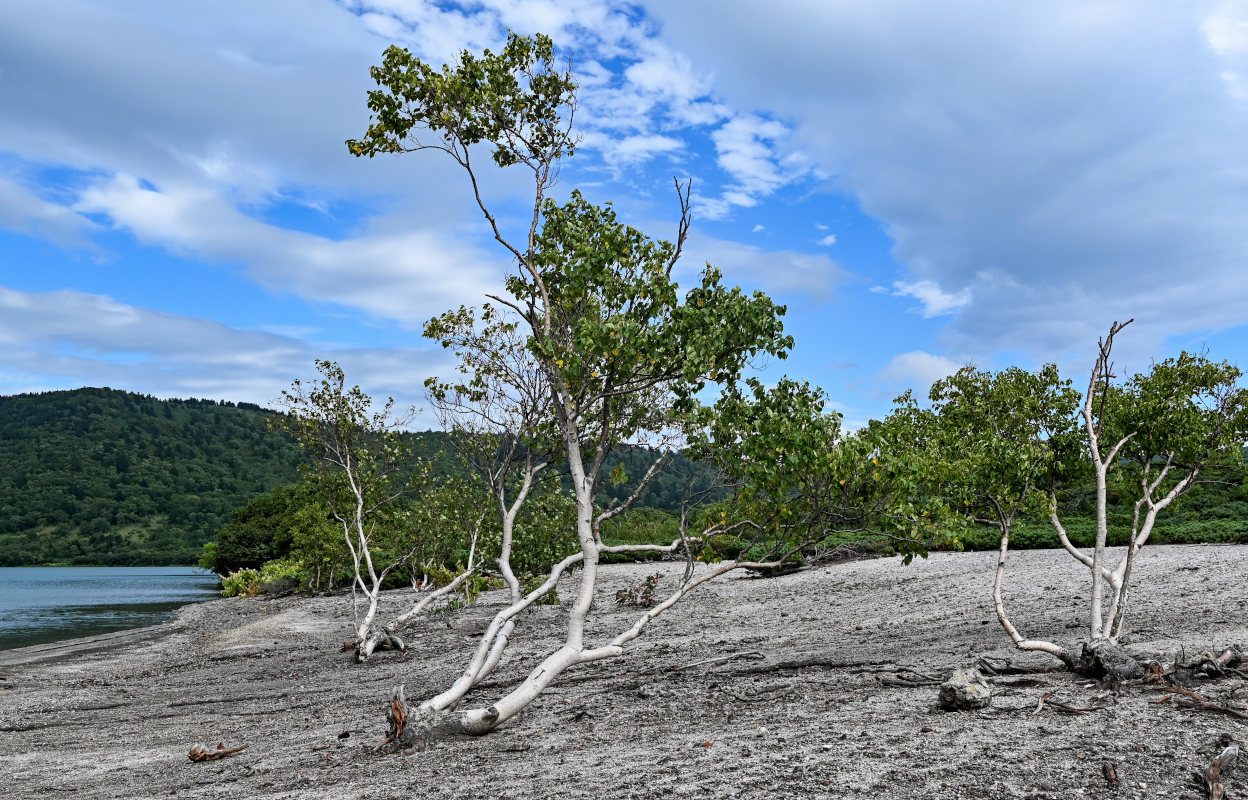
[1089,464,1108,639]
[421,550,585,712]
[992,522,1069,661]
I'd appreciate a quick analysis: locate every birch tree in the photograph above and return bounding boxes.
[277,361,486,660]
[346,33,915,742]
[1047,321,1247,667]
[917,323,1248,673]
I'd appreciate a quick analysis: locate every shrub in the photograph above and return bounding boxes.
[615,572,661,607]
[221,567,262,597]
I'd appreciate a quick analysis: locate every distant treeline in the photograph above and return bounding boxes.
[0,388,720,566]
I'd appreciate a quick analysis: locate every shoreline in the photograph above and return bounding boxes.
[0,620,181,667]
[2,547,1245,799]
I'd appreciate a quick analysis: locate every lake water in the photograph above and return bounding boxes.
[0,566,221,651]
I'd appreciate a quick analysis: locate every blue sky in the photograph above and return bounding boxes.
[3,0,1248,429]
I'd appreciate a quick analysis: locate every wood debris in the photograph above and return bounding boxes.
[1153,687,1248,720]
[1196,742,1238,800]
[1032,691,1091,715]
[188,743,246,762]
[1102,760,1119,787]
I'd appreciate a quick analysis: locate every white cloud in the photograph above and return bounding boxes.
[681,232,847,301]
[0,176,99,249]
[877,350,962,393]
[0,287,449,410]
[697,114,807,216]
[644,1,1248,357]
[817,234,837,246]
[583,132,684,170]
[889,280,970,318]
[751,224,764,232]
[73,174,499,327]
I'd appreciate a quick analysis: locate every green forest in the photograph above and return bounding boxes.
[0,388,306,565]
[0,388,719,566]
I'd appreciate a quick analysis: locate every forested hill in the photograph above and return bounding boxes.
[0,388,711,566]
[0,388,308,566]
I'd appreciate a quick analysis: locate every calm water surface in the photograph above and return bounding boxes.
[0,566,221,650]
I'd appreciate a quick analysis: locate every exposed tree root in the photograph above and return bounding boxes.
[1192,739,1239,800]
[356,628,407,662]
[1182,647,1246,680]
[728,656,895,677]
[1153,686,1248,720]
[977,655,1059,676]
[1032,691,1093,715]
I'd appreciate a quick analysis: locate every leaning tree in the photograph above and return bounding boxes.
[346,33,926,742]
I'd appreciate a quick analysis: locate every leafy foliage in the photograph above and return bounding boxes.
[615,572,661,607]
[0,388,304,566]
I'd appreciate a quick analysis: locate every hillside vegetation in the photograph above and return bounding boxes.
[0,388,306,565]
[0,388,716,566]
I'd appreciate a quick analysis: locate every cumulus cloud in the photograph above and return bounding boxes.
[876,350,963,394]
[694,114,809,218]
[0,287,449,411]
[645,1,1248,358]
[887,280,971,318]
[582,132,684,171]
[817,234,837,246]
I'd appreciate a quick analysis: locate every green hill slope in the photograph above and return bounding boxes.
[0,388,306,566]
[0,388,719,566]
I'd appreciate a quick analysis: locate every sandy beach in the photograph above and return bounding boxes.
[2,544,1245,799]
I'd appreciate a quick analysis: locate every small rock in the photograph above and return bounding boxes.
[938,668,992,710]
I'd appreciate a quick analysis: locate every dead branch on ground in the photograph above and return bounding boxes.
[1193,741,1238,800]
[188,743,246,762]
[1032,691,1092,715]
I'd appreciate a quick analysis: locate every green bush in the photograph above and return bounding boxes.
[599,507,679,563]
[958,517,1248,551]
[520,572,560,606]
[221,568,262,597]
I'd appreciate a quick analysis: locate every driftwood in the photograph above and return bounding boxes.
[990,676,1048,687]
[188,743,246,762]
[1153,687,1248,720]
[1193,742,1239,800]
[1032,691,1093,715]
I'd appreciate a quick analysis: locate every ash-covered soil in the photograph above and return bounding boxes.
[2,544,1245,800]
